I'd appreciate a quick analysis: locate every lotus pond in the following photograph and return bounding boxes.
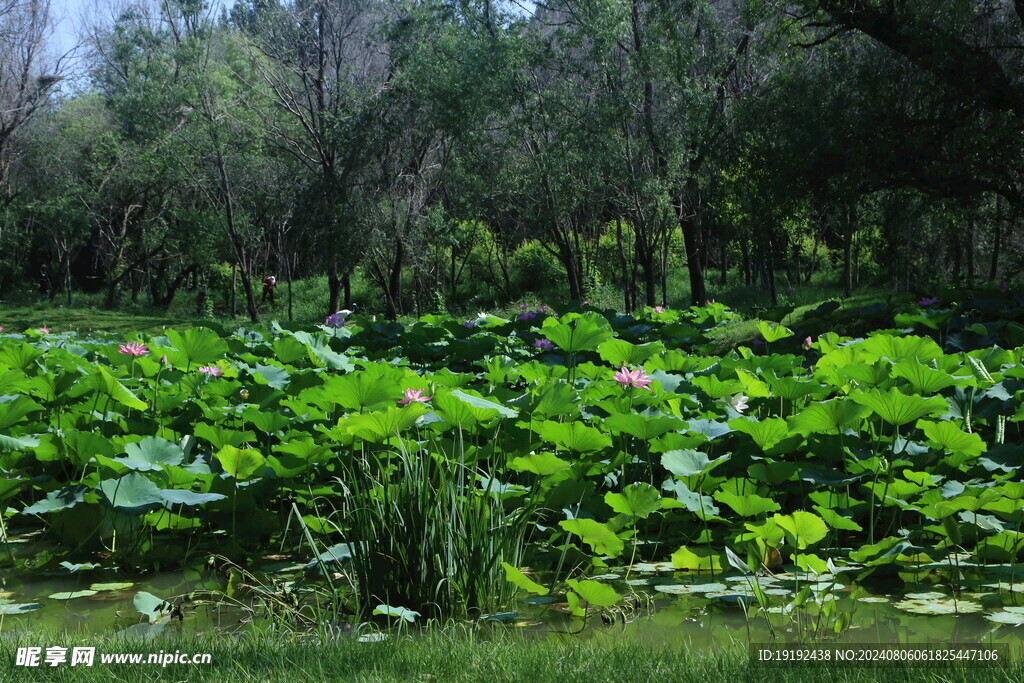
[1,299,1023,653]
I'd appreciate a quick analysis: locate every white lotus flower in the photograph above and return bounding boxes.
[730,393,749,413]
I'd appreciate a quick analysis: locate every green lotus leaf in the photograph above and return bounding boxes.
[605,483,661,519]
[509,452,570,476]
[99,473,164,510]
[714,490,781,517]
[729,417,789,451]
[538,421,611,452]
[691,375,743,399]
[90,583,134,592]
[605,413,682,440]
[597,339,663,366]
[756,321,793,343]
[0,603,42,614]
[164,327,229,367]
[0,395,42,430]
[48,590,98,600]
[95,367,147,411]
[214,445,266,480]
[566,579,621,608]
[661,449,729,477]
[890,360,959,394]
[373,604,420,623]
[850,388,948,426]
[788,399,870,435]
[502,563,548,596]
[670,545,724,572]
[118,437,185,472]
[541,313,613,353]
[773,511,828,549]
[559,518,624,557]
[916,420,985,458]
[340,403,429,442]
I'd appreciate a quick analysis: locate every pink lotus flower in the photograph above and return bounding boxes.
[398,388,430,404]
[613,366,653,391]
[160,355,169,366]
[918,296,940,307]
[802,336,813,351]
[38,327,49,334]
[533,338,554,351]
[198,366,223,377]
[0,326,4,332]
[653,306,664,313]
[519,304,528,310]
[118,341,149,356]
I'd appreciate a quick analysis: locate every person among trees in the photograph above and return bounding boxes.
[262,275,277,304]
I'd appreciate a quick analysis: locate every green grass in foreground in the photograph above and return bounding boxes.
[0,632,1021,683]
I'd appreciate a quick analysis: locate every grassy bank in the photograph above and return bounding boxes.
[1,631,1021,683]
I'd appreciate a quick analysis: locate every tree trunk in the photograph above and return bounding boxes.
[843,201,856,298]
[343,273,352,308]
[615,219,633,312]
[327,261,341,315]
[389,239,404,318]
[989,198,1004,280]
[680,215,706,305]
[966,218,976,283]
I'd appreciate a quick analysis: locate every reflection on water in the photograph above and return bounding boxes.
[2,537,1024,656]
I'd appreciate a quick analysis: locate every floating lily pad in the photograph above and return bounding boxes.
[762,588,793,596]
[0,603,43,614]
[894,598,982,615]
[357,632,388,643]
[48,590,98,600]
[705,591,754,602]
[985,611,1024,626]
[654,582,727,595]
[588,573,621,581]
[89,583,134,592]
[628,562,675,573]
[902,592,948,601]
[857,596,891,603]
[983,582,1024,593]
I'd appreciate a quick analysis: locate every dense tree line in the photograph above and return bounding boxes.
[2,0,1023,320]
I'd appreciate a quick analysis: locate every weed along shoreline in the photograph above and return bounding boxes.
[1,295,1024,677]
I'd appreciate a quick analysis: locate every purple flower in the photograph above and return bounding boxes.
[802,336,813,351]
[398,388,431,404]
[751,338,765,346]
[519,304,528,310]
[198,366,224,377]
[118,342,149,357]
[918,296,940,307]
[325,310,354,328]
[784,286,793,296]
[533,338,554,351]
[613,366,653,392]
[462,320,475,328]
[517,311,536,321]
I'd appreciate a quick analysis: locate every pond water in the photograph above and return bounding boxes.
[2,535,1024,653]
